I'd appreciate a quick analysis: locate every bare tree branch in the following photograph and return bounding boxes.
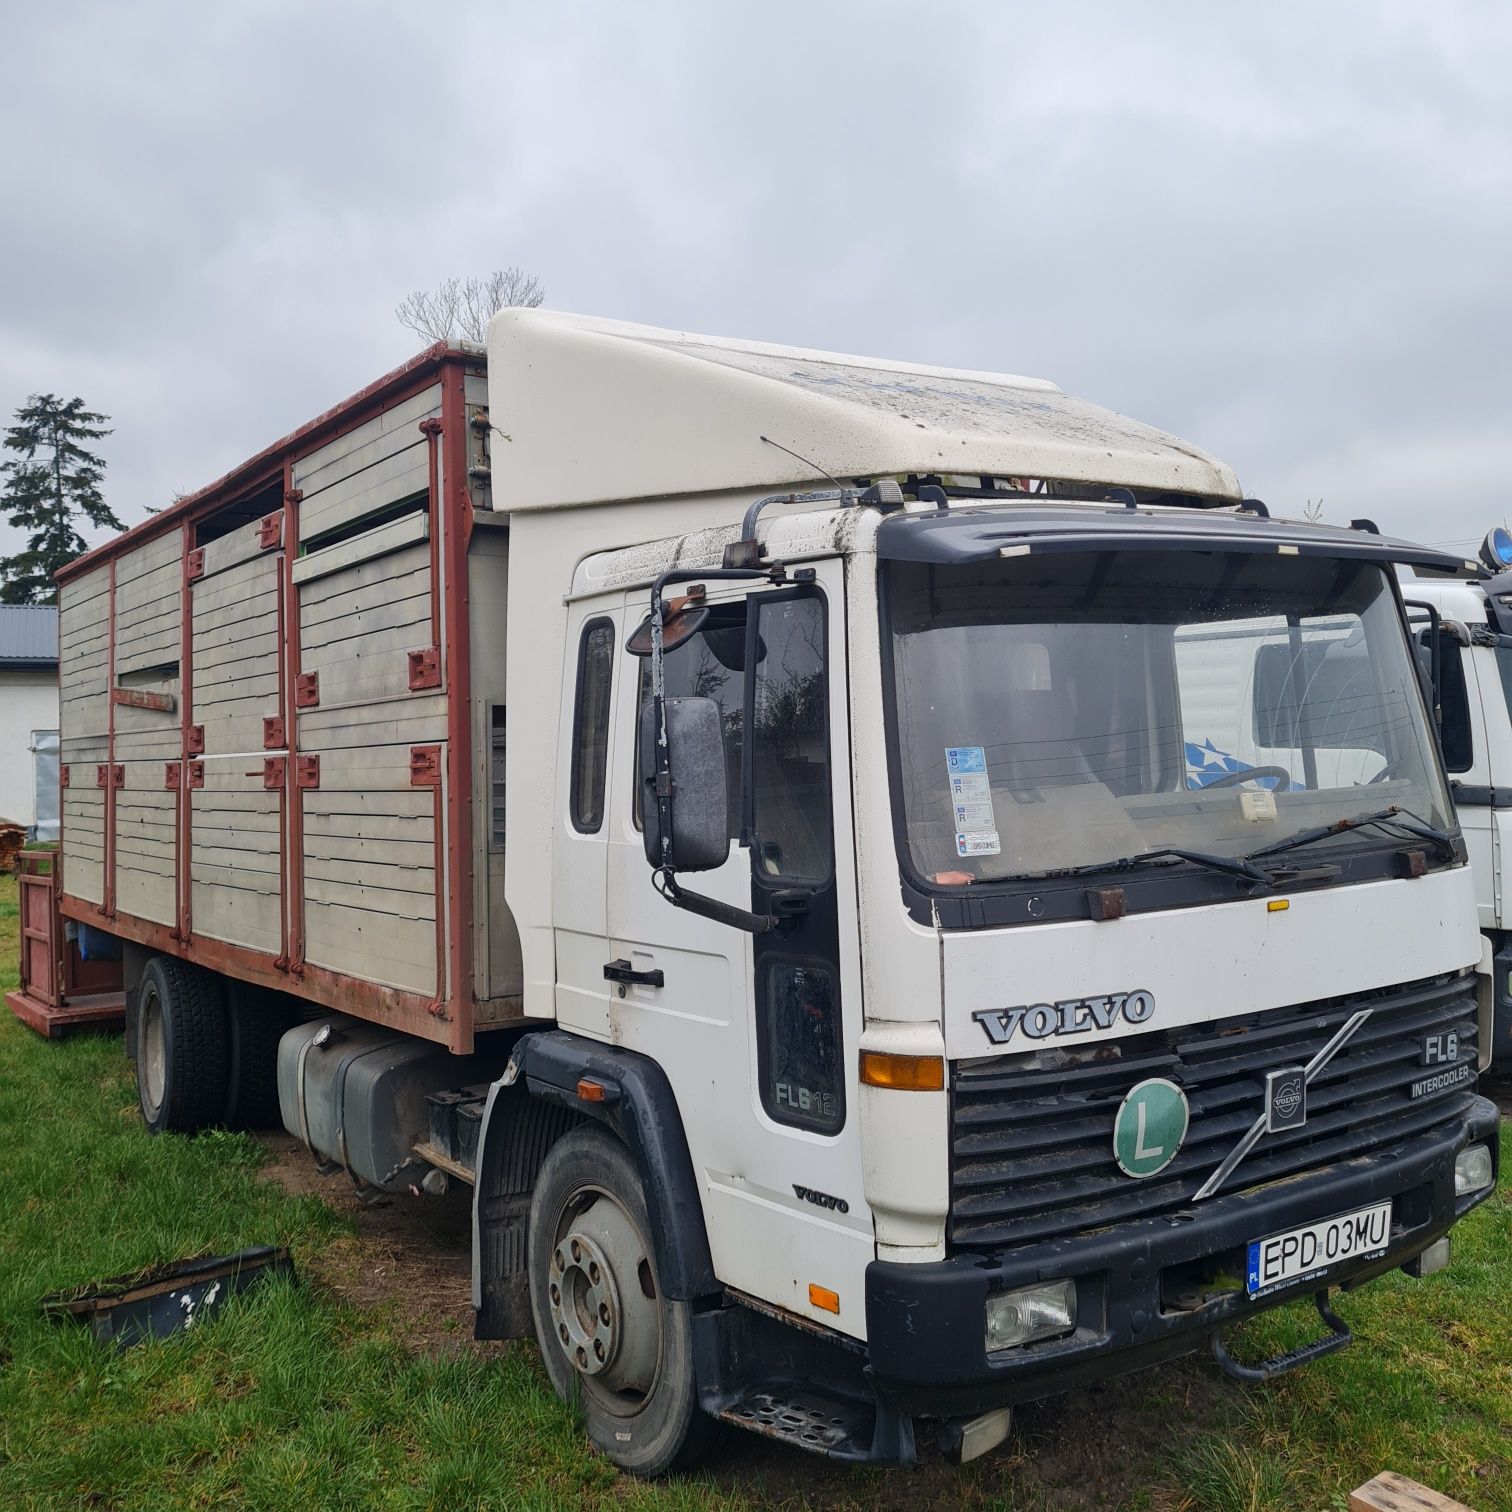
[396,267,544,345]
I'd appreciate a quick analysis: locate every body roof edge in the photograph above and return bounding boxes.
[55,342,480,584]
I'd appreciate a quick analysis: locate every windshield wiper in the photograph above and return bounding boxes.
[1015,846,1271,887]
[1244,806,1456,866]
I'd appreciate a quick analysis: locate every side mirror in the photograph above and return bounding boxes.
[639,696,730,872]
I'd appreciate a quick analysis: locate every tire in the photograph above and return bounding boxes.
[223,983,298,1130]
[134,957,230,1135]
[528,1125,717,1477]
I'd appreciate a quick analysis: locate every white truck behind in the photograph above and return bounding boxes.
[1399,532,1512,1064]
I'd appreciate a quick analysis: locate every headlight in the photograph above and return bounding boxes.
[984,1279,1076,1352]
[1455,1142,1494,1197]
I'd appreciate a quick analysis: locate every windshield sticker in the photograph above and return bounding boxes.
[956,830,1001,857]
[946,747,1000,857]
[946,745,988,776]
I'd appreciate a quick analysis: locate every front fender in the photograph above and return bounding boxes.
[471,1031,717,1338]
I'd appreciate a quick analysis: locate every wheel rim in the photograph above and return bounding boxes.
[547,1184,662,1414]
[140,987,167,1116]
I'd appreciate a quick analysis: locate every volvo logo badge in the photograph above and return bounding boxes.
[1264,1066,1307,1133]
[973,989,1155,1046]
[1194,1009,1373,1202]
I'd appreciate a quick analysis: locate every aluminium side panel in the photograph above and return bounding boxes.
[112,534,183,925]
[113,531,181,677]
[114,673,180,928]
[292,383,441,546]
[188,755,282,954]
[294,510,445,1001]
[47,351,487,1053]
[192,533,282,757]
[58,565,111,906]
[300,745,440,997]
[188,516,285,954]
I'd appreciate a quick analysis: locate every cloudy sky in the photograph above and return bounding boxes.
[2,2,1509,563]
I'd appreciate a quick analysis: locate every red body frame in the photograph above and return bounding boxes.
[55,345,485,1053]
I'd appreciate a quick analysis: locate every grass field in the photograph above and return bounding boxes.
[0,870,1507,1511]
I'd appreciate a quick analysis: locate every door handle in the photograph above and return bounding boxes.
[603,958,665,988]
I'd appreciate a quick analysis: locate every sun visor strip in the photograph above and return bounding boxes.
[874,513,1473,575]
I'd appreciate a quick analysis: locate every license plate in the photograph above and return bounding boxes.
[1245,1201,1392,1297]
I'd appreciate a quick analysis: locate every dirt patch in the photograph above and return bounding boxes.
[257,1131,492,1357]
[699,1359,1225,1511]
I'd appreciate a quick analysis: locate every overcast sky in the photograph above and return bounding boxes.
[2,2,1509,564]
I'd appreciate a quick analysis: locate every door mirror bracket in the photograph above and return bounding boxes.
[636,563,791,933]
[653,868,779,935]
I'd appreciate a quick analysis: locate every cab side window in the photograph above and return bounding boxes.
[570,618,615,832]
[633,604,747,838]
[749,593,832,882]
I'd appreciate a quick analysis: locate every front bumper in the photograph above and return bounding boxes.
[865,1095,1499,1418]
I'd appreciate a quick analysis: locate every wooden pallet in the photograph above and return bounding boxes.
[1352,1472,1479,1512]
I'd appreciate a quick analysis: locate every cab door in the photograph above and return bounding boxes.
[603,563,873,1334]
[551,601,621,1036]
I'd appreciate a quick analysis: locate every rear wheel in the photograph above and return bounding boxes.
[223,982,298,1129]
[135,957,230,1135]
[528,1125,715,1477]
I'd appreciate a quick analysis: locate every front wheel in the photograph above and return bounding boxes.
[527,1125,716,1477]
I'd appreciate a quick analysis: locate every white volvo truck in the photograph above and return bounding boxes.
[42,312,1499,1475]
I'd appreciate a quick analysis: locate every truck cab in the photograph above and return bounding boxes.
[472,313,1498,1472]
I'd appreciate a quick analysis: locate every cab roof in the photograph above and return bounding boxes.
[486,310,1245,511]
[875,500,1478,574]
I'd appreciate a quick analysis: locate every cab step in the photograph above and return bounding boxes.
[716,1386,915,1463]
[718,1389,860,1453]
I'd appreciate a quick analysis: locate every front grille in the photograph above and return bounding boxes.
[949,975,1479,1250]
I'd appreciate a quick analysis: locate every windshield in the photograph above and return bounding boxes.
[884,549,1453,885]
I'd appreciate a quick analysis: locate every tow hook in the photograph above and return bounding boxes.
[1210,1290,1353,1382]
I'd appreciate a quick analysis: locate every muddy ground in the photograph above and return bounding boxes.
[259,1078,1512,1506]
[258,1131,1242,1510]
[260,1075,1512,1505]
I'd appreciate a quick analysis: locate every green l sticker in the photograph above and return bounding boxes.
[1113,1078,1189,1179]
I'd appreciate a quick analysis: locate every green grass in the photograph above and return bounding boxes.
[0,870,1508,1510]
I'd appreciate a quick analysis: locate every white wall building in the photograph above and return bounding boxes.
[0,605,59,832]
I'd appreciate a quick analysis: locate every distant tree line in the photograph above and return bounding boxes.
[1,267,545,602]
[1,395,121,605]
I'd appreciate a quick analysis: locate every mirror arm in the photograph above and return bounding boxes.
[653,869,778,935]
[1401,597,1444,729]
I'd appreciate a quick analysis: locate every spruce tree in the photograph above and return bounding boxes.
[1,394,122,604]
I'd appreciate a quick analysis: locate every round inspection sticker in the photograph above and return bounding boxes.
[1112,1078,1190,1179]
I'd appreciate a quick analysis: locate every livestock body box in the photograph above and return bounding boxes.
[54,345,521,1052]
